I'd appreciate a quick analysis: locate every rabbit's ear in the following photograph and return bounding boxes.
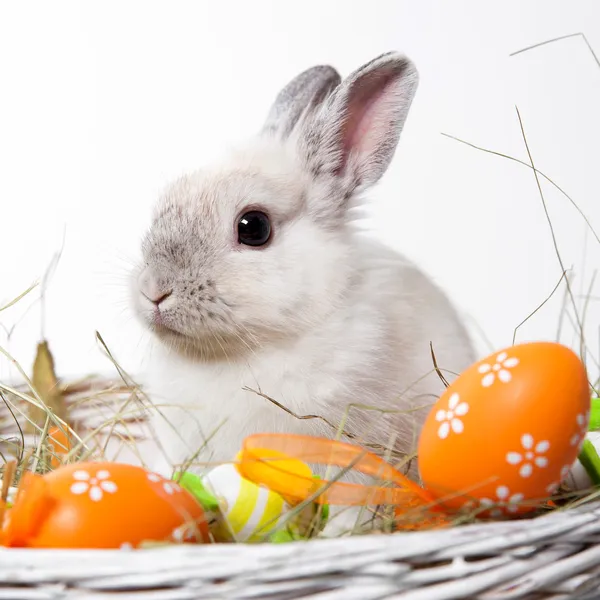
[303,52,418,193]
[262,65,341,139]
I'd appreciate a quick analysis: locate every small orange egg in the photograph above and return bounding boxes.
[2,462,209,548]
[418,342,590,517]
[47,426,72,468]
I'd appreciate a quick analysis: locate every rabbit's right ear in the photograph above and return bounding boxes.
[262,65,341,140]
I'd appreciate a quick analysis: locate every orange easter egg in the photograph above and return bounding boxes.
[3,463,209,548]
[47,426,72,468]
[418,342,590,516]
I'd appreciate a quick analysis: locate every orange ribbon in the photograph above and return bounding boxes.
[237,433,435,507]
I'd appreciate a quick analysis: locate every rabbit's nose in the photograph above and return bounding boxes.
[139,270,173,306]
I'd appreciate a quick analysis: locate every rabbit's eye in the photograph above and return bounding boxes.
[237,211,271,247]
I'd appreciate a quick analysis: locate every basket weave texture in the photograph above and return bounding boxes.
[1,378,600,599]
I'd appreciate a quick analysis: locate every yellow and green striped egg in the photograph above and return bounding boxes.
[201,463,291,542]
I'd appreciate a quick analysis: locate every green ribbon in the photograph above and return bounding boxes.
[578,440,600,487]
[589,398,600,431]
[173,471,220,512]
[579,398,600,487]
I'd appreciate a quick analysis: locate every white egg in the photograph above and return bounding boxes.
[201,463,290,542]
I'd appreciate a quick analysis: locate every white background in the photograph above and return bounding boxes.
[0,1,599,385]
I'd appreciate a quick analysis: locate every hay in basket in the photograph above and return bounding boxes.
[1,35,600,600]
[2,337,600,598]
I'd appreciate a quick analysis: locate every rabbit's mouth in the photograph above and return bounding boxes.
[132,270,270,359]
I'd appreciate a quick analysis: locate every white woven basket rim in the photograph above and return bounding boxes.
[1,492,599,598]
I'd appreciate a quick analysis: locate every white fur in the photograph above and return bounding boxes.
[130,53,475,534]
[144,235,474,476]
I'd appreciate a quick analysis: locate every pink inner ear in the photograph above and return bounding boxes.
[341,72,396,169]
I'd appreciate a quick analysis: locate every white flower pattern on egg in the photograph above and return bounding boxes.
[547,464,573,494]
[478,351,519,388]
[147,472,181,495]
[435,393,469,439]
[171,525,185,543]
[569,413,588,448]
[506,434,550,478]
[70,469,118,501]
[480,485,524,517]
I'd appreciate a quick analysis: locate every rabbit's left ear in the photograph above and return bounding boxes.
[300,52,419,193]
[262,65,341,139]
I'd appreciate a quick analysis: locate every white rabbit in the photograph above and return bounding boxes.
[131,53,475,503]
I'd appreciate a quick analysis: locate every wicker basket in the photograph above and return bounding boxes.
[1,379,599,599]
